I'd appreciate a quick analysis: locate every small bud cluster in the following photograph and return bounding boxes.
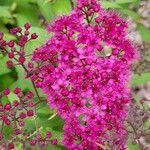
[0,22,38,69]
[0,23,58,149]
[0,88,57,149]
[28,131,58,148]
[0,88,34,149]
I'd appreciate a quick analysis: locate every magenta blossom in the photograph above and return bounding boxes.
[31,0,137,149]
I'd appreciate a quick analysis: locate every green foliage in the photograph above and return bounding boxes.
[0,56,11,75]
[128,142,140,150]
[3,125,13,138]
[102,1,122,9]
[115,0,139,4]
[0,6,12,18]
[137,23,150,42]
[132,73,150,86]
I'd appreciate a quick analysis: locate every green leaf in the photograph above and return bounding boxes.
[102,1,122,9]
[127,142,140,150]
[11,66,34,91]
[115,0,138,4]
[15,2,39,26]
[38,0,71,19]
[24,118,36,132]
[3,125,13,139]
[47,115,64,129]
[132,73,150,86]
[7,92,18,103]
[120,9,140,21]
[15,0,37,3]
[144,118,150,128]
[0,6,11,18]
[0,73,16,90]
[137,23,150,42]
[25,27,50,54]
[0,56,11,75]
[3,33,16,41]
[48,144,67,150]
[37,102,53,120]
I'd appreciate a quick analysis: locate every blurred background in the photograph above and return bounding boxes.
[0,0,150,149]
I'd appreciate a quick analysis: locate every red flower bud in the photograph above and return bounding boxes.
[24,22,31,30]
[27,110,34,117]
[46,131,52,138]
[19,112,26,119]
[8,40,15,47]
[19,56,25,63]
[3,88,10,95]
[29,140,36,146]
[8,52,14,58]
[6,60,14,68]
[31,33,38,39]
[27,91,34,98]
[14,87,22,95]
[50,139,58,145]
[8,143,15,150]
[4,103,12,111]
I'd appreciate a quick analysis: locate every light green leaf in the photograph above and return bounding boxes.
[15,2,39,26]
[15,0,37,3]
[127,142,140,150]
[0,56,11,75]
[38,0,71,19]
[137,23,150,42]
[132,73,150,86]
[7,92,18,103]
[120,9,140,21]
[116,0,138,4]
[25,27,50,54]
[0,6,11,18]
[102,1,122,9]
[3,33,16,40]
[11,66,34,91]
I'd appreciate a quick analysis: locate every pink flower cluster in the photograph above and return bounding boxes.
[31,0,137,149]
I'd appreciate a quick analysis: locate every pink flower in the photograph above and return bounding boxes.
[31,0,137,149]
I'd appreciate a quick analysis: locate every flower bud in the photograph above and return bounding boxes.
[3,88,10,95]
[6,60,14,68]
[31,33,38,39]
[24,22,31,30]
[50,139,58,145]
[27,110,34,117]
